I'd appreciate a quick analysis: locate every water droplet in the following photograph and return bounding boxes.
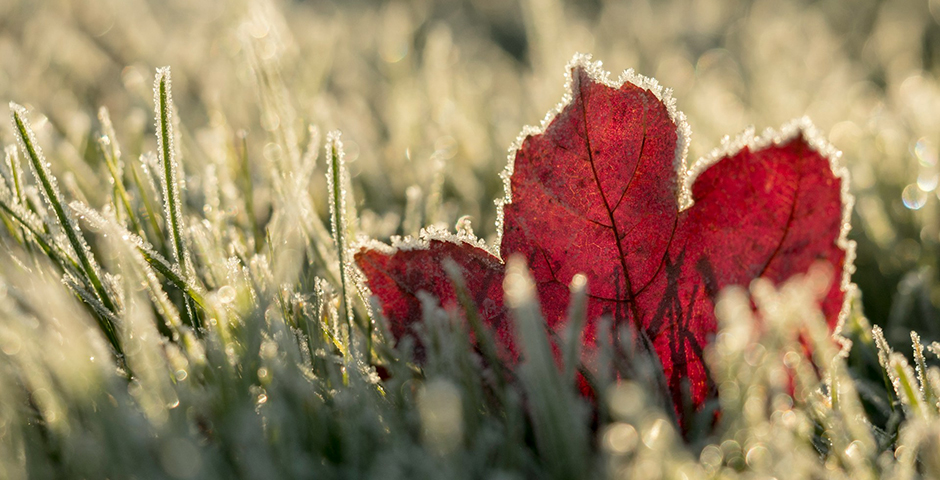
[217,285,236,304]
[261,111,280,132]
[915,137,938,167]
[902,184,928,210]
[918,172,939,192]
[434,136,458,159]
[603,423,638,454]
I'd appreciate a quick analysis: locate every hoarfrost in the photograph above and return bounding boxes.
[11,102,112,312]
[326,131,353,330]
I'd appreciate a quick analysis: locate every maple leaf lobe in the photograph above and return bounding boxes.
[354,236,511,357]
[501,66,681,334]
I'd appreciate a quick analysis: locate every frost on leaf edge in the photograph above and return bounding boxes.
[495,52,693,256]
[682,116,857,341]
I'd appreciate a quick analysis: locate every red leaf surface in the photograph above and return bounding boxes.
[354,54,854,414]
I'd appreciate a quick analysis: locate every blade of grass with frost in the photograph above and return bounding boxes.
[130,153,165,251]
[97,107,144,238]
[928,367,940,413]
[504,255,588,480]
[4,145,26,207]
[911,331,937,412]
[69,201,186,340]
[0,147,23,241]
[9,102,121,351]
[69,200,210,313]
[245,31,341,284]
[236,130,262,252]
[243,29,302,175]
[0,184,78,275]
[154,67,186,268]
[99,136,140,232]
[0,203,18,243]
[0,166,23,243]
[872,325,898,410]
[889,352,928,419]
[443,259,506,391]
[102,222,190,415]
[326,132,357,353]
[154,67,200,330]
[562,273,587,385]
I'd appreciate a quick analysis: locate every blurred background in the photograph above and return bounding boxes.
[0,0,938,350]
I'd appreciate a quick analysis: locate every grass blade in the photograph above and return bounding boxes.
[10,102,121,353]
[326,131,357,354]
[97,107,144,237]
[504,255,588,480]
[153,67,200,330]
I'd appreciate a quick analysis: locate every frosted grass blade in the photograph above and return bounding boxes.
[326,131,356,350]
[69,200,209,312]
[443,259,505,389]
[154,67,187,272]
[98,107,144,237]
[130,153,166,251]
[912,331,937,414]
[10,102,121,352]
[504,256,587,480]
[562,273,587,385]
[0,180,78,273]
[154,67,200,329]
[890,352,928,419]
[4,144,26,207]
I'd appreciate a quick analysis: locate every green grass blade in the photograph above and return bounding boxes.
[10,102,121,351]
[153,67,200,330]
[504,255,588,480]
[97,107,144,237]
[326,131,356,353]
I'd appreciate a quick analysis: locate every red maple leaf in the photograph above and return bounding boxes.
[354,54,855,414]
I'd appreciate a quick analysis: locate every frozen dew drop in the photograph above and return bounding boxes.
[902,184,928,210]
